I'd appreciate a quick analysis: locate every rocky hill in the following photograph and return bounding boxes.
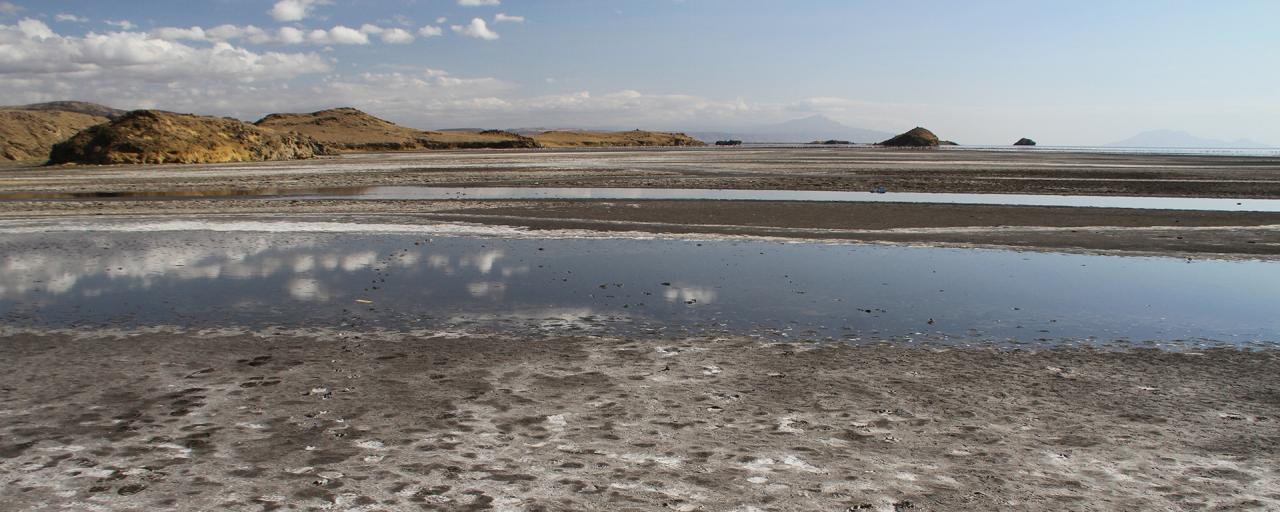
[1014,137,1037,146]
[0,109,109,162]
[255,108,539,151]
[531,130,704,148]
[879,127,941,147]
[13,101,126,120]
[49,110,330,165]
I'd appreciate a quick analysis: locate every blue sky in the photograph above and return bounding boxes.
[1,0,1277,144]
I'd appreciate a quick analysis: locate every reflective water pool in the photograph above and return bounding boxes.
[2,221,1276,346]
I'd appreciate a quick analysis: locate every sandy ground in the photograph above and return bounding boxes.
[3,147,1280,197]
[0,329,1276,511]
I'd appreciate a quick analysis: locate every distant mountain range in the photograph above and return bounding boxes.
[1106,130,1273,149]
[690,115,893,144]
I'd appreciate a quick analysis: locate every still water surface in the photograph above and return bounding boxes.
[2,226,1276,346]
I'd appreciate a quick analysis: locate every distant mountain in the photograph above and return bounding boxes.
[12,101,125,120]
[1106,130,1272,149]
[691,115,893,144]
[255,108,539,151]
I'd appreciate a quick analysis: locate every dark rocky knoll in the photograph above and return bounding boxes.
[878,127,941,147]
[49,110,330,165]
[1014,137,1037,146]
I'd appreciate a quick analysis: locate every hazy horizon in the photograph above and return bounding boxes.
[1,0,1277,145]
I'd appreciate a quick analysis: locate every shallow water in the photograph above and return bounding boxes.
[2,222,1276,346]
[4,186,1280,212]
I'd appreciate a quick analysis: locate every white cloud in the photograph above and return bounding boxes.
[436,17,448,24]
[458,0,499,5]
[309,25,367,45]
[493,13,524,23]
[451,18,498,40]
[104,19,136,30]
[360,24,413,44]
[418,25,442,38]
[55,13,89,23]
[379,28,414,44]
[277,26,305,44]
[0,19,329,79]
[269,0,329,22]
[149,24,372,46]
[151,26,206,41]
[0,2,22,15]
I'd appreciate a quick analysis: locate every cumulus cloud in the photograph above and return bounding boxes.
[493,13,524,23]
[0,2,21,15]
[310,25,367,45]
[55,13,89,23]
[149,24,374,46]
[151,26,206,41]
[379,28,414,44]
[269,0,329,22]
[451,18,498,40]
[358,24,413,44]
[458,0,499,5]
[0,19,329,79]
[418,25,443,37]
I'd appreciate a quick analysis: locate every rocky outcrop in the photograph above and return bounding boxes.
[809,139,852,145]
[255,108,540,151]
[48,110,330,165]
[878,127,941,147]
[1014,138,1037,146]
[0,109,109,162]
[531,130,705,148]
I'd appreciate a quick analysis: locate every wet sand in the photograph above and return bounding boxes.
[1,329,1276,511]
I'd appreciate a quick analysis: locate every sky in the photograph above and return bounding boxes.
[1,0,1277,145]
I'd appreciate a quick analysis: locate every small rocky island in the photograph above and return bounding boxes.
[1014,137,1037,146]
[878,127,940,147]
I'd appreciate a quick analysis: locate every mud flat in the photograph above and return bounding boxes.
[1,201,1277,258]
[0,330,1275,511]
[2,147,1279,258]
[4,147,1280,197]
